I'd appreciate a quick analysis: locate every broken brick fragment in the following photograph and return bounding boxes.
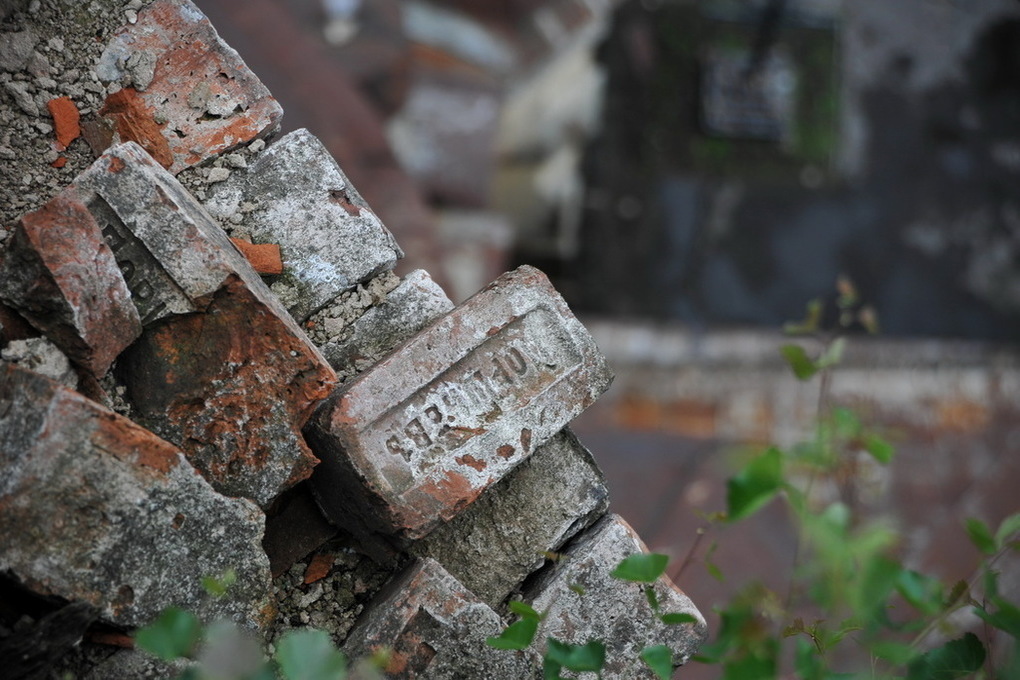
[99,88,173,169]
[230,237,284,275]
[47,96,80,150]
[303,552,335,585]
[0,191,141,378]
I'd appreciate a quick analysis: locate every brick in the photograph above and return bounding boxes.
[0,192,141,378]
[413,428,609,607]
[229,237,283,275]
[0,363,272,629]
[521,515,707,678]
[343,558,539,679]
[305,265,612,545]
[72,142,337,507]
[205,129,403,322]
[95,0,282,173]
[321,269,453,382]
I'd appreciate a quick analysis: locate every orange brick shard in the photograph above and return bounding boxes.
[47,96,80,150]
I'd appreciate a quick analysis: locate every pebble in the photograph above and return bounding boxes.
[207,167,231,183]
[247,139,265,153]
[125,9,137,24]
[5,81,39,116]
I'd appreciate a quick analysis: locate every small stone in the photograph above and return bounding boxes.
[0,336,77,388]
[47,37,64,53]
[206,166,230,183]
[0,30,37,73]
[247,139,265,153]
[125,8,137,23]
[223,152,246,169]
[5,81,38,116]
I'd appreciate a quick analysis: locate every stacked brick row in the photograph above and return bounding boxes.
[0,1,705,678]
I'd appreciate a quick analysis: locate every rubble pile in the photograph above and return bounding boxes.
[0,1,705,677]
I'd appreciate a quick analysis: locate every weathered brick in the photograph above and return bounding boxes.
[343,558,539,679]
[205,128,403,322]
[95,0,282,173]
[72,142,337,508]
[413,428,609,607]
[305,265,612,545]
[0,192,141,378]
[321,269,454,381]
[0,363,272,629]
[521,514,707,679]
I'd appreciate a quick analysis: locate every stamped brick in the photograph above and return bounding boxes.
[95,0,282,173]
[0,363,272,629]
[321,269,454,382]
[205,129,403,322]
[71,142,337,508]
[521,514,707,678]
[305,265,612,545]
[413,428,609,607]
[0,192,141,378]
[343,558,539,679]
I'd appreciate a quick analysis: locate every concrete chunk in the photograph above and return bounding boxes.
[343,558,539,679]
[205,129,403,322]
[0,192,141,378]
[95,0,282,173]
[521,515,707,679]
[0,363,272,630]
[321,269,454,382]
[413,428,609,607]
[305,265,613,545]
[72,143,337,507]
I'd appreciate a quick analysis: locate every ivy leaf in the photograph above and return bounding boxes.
[508,600,542,621]
[906,632,985,680]
[611,553,668,583]
[975,596,1020,638]
[995,512,1020,549]
[780,344,820,380]
[864,434,894,464]
[640,644,673,680]
[486,618,538,651]
[134,607,202,662]
[645,585,660,613]
[897,569,944,616]
[545,639,605,673]
[275,628,347,680]
[965,518,997,555]
[201,569,237,598]
[661,612,698,625]
[727,448,783,521]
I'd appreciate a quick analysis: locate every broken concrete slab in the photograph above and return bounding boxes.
[95,0,282,173]
[320,269,453,382]
[0,192,141,378]
[0,362,273,630]
[343,558,540,679]
[521,514,707,679]
[305,265,613,546]
[412,427,609,608]
[204,128,403,322]
[72,142,337,508]
[0,337,78,389]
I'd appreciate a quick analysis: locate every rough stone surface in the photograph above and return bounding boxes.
[0,336,77,388]
[95,0,283,173]
[0,362,273,630]
[343,558,539,679]
[204,128,403,322]
[412,427,609,607]
[305,265,613,546]
[72,143,337,508]
[0,191,141,378]
[521,514,707,679]
[320,268,454,382]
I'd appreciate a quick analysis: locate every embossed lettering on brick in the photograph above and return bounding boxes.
[306,265,612,543]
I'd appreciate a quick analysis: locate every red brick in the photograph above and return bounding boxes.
[229,237,284,275]
[306,265,612,545]
[0,192,141,378]
[72,143,337,508]
[96,0,282,173]
[99,88,174,169]
[47,96,80,151]
[0,363,272,629]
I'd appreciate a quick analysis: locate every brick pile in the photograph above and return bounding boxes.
[0,1,705,678]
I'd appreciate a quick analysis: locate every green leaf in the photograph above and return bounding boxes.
[486,618,538,651]
[906,632,985,680]
[817,337,846,370]
[871,640,918,665]
[726,448,783,521]
[975,596,1020,638]
[780,344,820,380]
[508,600,542,621]
[793,637,825,680]
[544,639,605,673]
[661,612,698,625]
[645,585,660,612]
[897,569,945,616]
[783,298,823,335]
[640,644,673,680]
[275,628,347,680]
[858,556,902,621]
[965,518,997,555]
[995,512,1020,549]
[864,434,895,464]
[134,607,202,662]
[611,553,668,583]
[201,568,237,598]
